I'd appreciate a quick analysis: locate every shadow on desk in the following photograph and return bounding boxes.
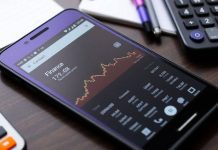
[180,47,218,68]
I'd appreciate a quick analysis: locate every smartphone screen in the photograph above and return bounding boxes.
[0,10,217,149]
[15,17,205,146]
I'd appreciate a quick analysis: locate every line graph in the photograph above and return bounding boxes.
[75,50,143,107]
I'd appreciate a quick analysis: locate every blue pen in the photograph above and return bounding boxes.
[133,0,152,34]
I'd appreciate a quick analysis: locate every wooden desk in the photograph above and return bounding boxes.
[0,1,217,149]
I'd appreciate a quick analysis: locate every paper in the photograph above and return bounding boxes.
[79,0,141,27]
[151,0,176,35]
[0,0,63,48]
[79,0,176,35]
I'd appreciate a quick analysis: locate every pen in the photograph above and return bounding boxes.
[133,0,152,34]
[144,0,161,37]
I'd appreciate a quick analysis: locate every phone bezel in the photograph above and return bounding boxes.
[0,9,217,150]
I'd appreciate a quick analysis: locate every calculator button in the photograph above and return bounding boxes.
[175,0,188,7]
[179,8,193,18]
[200,17,215,27]
[190,30,204,42]
[191,0,204,6]
[184,19,199,29]
[205,27,218,41]
[0,127,7,139]
[210,6,218,14]
[206,0,218,4]
[0,136,16,150]
[195,7,209,16]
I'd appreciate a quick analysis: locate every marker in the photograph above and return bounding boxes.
[144,0,161,37]
[133,0,152,34]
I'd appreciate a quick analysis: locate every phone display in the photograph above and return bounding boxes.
[16,17,205,146]
[0,10,217,149]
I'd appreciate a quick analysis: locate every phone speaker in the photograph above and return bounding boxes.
[30,27,49,40]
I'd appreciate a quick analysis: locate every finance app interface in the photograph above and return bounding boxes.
[16,18,205,146]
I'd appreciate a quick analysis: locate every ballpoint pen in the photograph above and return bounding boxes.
[133,0,152,34]
[144,0,162,37]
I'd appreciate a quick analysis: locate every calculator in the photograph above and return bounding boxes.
[0,113,25,150]
[165,0,218,54]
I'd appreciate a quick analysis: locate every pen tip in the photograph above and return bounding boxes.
[153,28,162,37]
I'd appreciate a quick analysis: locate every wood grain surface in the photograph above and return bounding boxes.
[0,0,217,149]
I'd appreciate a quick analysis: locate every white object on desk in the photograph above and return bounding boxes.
[0,113,25,150]
[151,0,176,35]
[79,0,176,35]
[79,0,141,27]
[0,0,63,48]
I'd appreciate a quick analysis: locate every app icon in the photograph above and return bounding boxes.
[164,105,177,116]
[113,42,122,48]
[153,118,164,124]
[177,97,185,104]
[141,127,152,137]
[187,87,196,94]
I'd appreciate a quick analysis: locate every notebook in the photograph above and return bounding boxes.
[0,0,63,48]
[79,0,176,35]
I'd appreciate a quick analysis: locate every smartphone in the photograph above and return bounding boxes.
[0,9,217,150]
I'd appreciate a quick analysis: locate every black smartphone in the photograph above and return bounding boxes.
[0,9,217,150]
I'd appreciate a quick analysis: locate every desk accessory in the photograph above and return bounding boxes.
[79,0,176,35]
[165,0,218,53]
[133,0,152,34]
[0,113,25,150]
[144,0,162,37]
